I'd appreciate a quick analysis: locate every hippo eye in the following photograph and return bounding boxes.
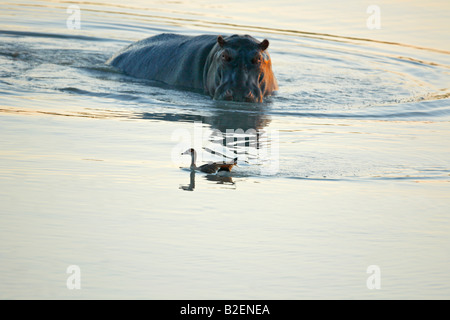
[252,55,262,64]
[221,52,231,62]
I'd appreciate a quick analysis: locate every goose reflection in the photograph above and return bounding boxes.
[179,170,235,191]
[179,170,196,191]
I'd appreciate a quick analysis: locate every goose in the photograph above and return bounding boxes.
[181,148,237,174]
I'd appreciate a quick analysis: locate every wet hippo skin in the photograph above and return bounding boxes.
[107,33,278,102]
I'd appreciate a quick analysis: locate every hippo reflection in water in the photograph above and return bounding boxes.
[107,33,278,103]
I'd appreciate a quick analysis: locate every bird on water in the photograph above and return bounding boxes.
[181,148,237,174]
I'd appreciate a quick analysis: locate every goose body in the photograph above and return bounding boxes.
[181,148,237,174]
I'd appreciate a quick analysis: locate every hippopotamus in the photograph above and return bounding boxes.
[107,33,278,102]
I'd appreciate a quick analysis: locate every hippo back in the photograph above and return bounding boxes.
[107,33,217,90]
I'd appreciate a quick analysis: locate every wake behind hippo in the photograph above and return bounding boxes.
[107,33,278,102]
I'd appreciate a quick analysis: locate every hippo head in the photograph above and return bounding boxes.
[204,35,278,103]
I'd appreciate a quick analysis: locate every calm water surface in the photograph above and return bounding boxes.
[0,0,449,299]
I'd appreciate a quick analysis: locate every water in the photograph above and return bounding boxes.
[1,0,449,299]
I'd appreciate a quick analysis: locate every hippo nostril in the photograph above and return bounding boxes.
[224,89,233,100]
[244,91,255,102]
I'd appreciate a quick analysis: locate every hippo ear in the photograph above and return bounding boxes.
[217,35,226,48]
[259,39,269,51]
